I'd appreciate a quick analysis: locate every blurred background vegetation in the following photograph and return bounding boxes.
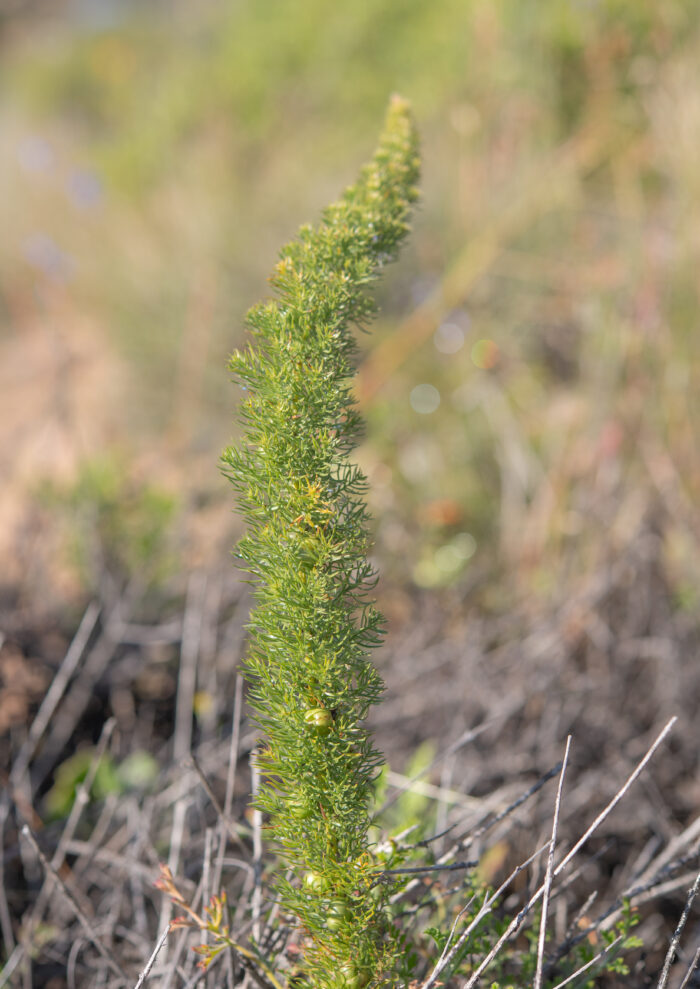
[2,0,700,615]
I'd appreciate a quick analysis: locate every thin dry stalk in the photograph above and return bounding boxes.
[0,600,101,957]
[376,723,489,817]
[424,895,478,989]
[161,572,206,947]
[20,825,128,985]
[550,935,624,989]
[552,858,700,976]
[33,586,136,789]
[679,947,700,989]
[656,868,700,989]
[193,827,214,983]
[175,572,207,769]
[189,752,244,852]
[61,841,162,882]
[383,861,477,878]
[7,718,117,985]
[132,927,170,989]
[459,762,564,853]
[251,751,263,944]
[534,736,571,989]
[9,600,101,788]
[419,844,549,989]
[394,763,562,909]
[0,945,23,989]
[126,800,149,946]
[0,806,15,960]
[212,672,244,897]
[639,813,700,888]
[462,717,676,988]
[384,772,480,811]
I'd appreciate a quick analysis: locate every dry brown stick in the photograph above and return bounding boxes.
[61,841,165,882]
[553,720,675,881]
[0,944,23,989]
[534,736,571,989]
[596,827,700,934]
[3,720,117,987]
[550,936,624,989]
[0,807,15,966]
[32,587,135,790]
[124,800,149,944]
[633,870,700,908]
[195,827,214,982]
[382,861,477,879]
[66,933,88,987]
[160,869,208,989]
[375,722,490,817]
[459,761,564,853]
[679,947,700,989]
[20,825,129,985]
[419,844,549,989]
[189,752,245,852]
[0,600,101,957]
[160,570,207,951]
[462,717,677,988]
[9,600,101,788]
[212,672,244,898]
[132,927,170,989]
[638,813,700,889]
[393,762,562,908]
[551,856,700,975]
[198,573,224,735]
[19,718,117,955]
[656,868,700,989]
[120,619,183,646]
[251,752,263,944]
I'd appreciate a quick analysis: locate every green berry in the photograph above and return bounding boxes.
[303,871,328,893]
[326,898,351,931]
[339,962,371,988]
[289,795,313,820]
[303,707,333,733]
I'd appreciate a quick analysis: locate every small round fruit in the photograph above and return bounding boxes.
[303,871,328,893]
[304,707,333,734]
[289,795,313,820]
[326,898,351,931]
[339,962,371,988]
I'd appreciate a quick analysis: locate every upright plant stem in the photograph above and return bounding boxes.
[222,96,419,987]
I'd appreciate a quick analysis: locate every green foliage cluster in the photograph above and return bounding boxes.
[41,457,177,589]
[44,747,158,820]
[222,98,419,987]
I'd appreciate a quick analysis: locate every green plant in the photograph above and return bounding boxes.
[41,455,177,589]
[44,747,159,820]
[221,96,419,987]
[155,866,285,987]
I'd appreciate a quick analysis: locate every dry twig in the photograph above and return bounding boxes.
[534,735,571,989]
[20,825,129,985]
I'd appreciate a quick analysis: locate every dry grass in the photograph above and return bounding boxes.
[2,523,700,985]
